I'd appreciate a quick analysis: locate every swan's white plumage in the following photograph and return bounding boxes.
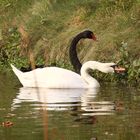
[11,61,116,88]
[11,64,88,88]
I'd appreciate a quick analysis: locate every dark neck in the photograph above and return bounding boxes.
[69,34,83,74]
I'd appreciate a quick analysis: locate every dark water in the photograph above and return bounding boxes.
[0,74,140,140]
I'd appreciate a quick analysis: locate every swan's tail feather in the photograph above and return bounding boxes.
[10,64,23,77]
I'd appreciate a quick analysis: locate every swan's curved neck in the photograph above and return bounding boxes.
[69,34,83,74]
[80,61,100,88]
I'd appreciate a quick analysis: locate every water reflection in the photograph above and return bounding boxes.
[1,75,139,140]
[12,87,115,116]
[81,89,114,116]
[12,88,85,111]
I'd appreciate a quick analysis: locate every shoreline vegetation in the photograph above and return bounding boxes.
[0,0,140,85]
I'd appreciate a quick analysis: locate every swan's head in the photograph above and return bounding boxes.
[81,30,97,41]
[83,61,126,74]
[98,62,126,74]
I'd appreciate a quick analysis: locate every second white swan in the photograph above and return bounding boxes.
[11,61,125,88]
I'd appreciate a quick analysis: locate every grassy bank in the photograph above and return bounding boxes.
[0,0,140,84]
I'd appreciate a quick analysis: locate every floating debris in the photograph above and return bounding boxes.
[1,121,13,127]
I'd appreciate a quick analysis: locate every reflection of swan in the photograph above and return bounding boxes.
[11,61,125,88]
[12,87,115,115]
[12,87,86,110]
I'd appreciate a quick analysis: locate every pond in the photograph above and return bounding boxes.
[0,73,140,140]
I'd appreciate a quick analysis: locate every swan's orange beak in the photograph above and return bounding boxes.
[92,34,97,41]
[114,66,126,74]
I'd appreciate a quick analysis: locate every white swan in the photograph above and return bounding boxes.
[11,61,125,88]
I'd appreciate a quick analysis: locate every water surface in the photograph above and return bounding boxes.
[0,74,139,140]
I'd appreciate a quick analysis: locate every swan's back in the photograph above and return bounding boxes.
[11,65,87,88]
